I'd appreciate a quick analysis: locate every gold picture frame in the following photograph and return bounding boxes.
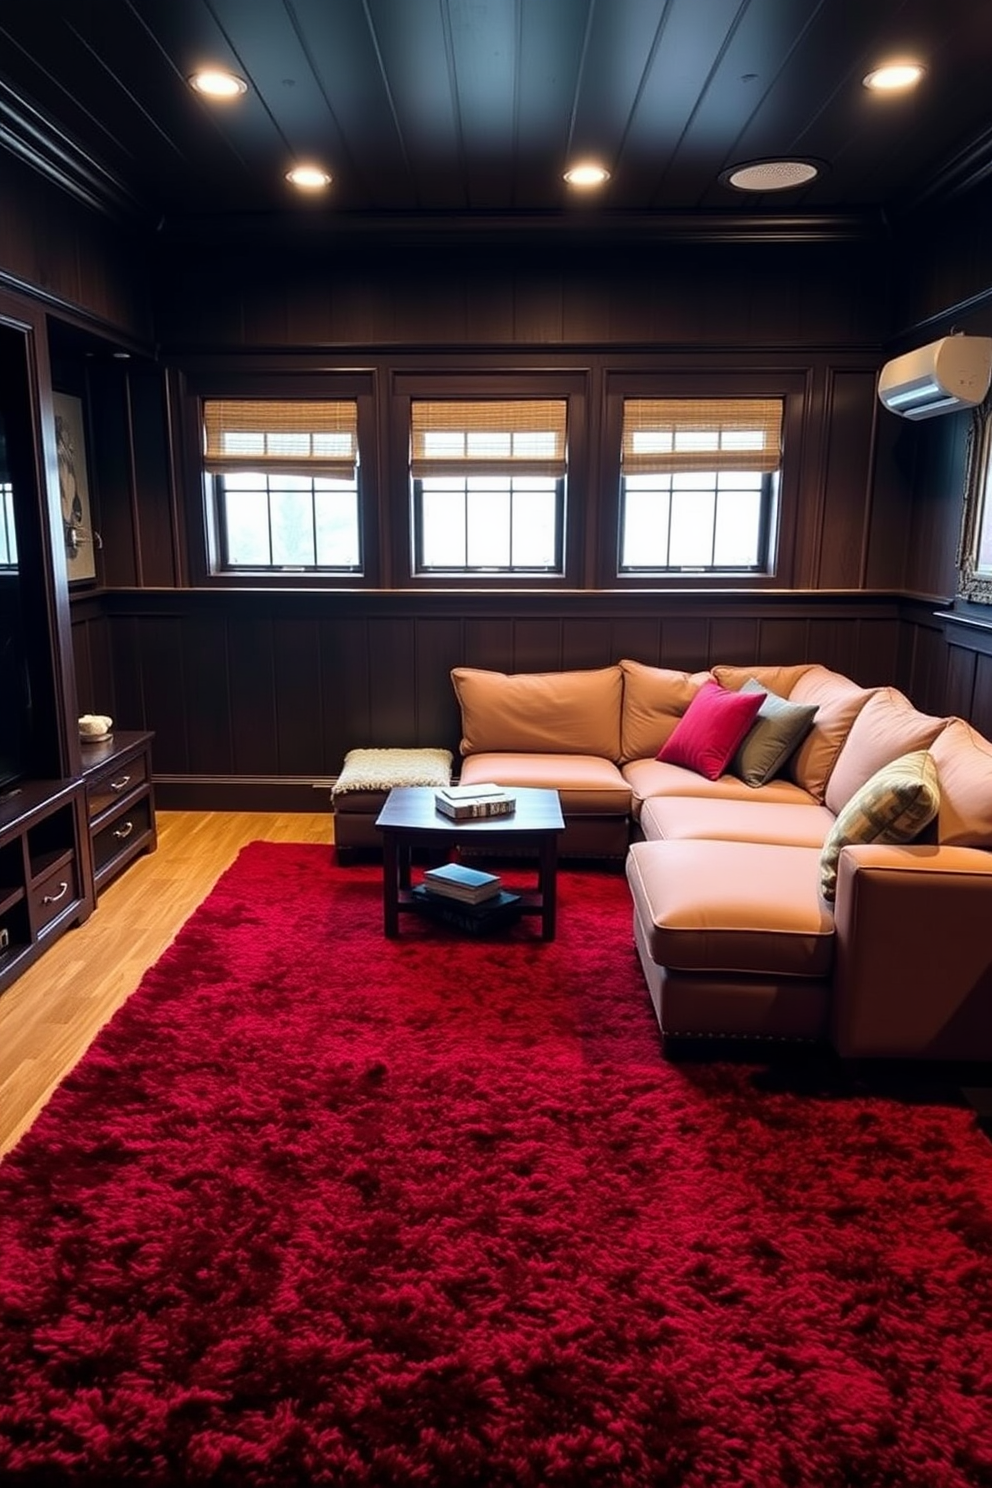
[52,391,97,584]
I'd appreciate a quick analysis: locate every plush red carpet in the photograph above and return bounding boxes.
[2,844,992,1486]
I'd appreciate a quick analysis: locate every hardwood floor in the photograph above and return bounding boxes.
[0,810,333,1160]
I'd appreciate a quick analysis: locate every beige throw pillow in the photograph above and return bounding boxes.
[818,750,940,902]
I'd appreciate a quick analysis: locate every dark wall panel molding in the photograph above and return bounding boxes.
[91,588,916,793]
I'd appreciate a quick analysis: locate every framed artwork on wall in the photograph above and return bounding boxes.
[52,391,97,584]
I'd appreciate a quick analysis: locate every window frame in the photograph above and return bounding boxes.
[391,373,588,590]
[598,374,804,590]
[958,390,992,605]
[183,371,379,589]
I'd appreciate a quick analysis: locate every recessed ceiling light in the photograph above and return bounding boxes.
[188,69,247,100]
[563,162,611,189]
[286,165,333,191]
[722,159,820,192]
[863,60,925,92]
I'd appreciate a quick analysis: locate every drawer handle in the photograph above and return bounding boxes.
[110,775,131,792]
[43,881,69,905]
[113,820,134,841]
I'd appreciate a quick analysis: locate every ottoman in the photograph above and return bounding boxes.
[625,838,835,1051]
[331,747,453,861]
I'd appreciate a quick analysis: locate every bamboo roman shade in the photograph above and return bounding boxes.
[621,398,784,474]
[203,400,359,476]
[410,400,568,477]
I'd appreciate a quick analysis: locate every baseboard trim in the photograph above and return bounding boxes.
[154,776,335,812]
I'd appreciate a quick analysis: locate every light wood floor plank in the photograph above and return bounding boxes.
[0,811,333,1160]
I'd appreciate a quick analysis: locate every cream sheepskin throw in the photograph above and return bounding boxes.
[331,747,453,797]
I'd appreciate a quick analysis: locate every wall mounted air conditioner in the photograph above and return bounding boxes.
[877,335,992,420]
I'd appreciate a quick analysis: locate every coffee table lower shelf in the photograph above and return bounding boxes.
[407,885,523,935]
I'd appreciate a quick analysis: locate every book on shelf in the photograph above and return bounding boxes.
[422,861,502,904]
[434,783,516,820]
[410,884,522,934]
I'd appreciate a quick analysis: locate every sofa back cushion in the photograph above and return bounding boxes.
[784,666,876,803]
[928,718,992,846]
[618,659,710,763]
[824,688,948,816]
[451,665,623,760]
[711,662,814,697]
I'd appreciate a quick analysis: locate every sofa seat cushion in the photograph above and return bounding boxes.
[639,796,834,848]
[452,665,623,760]
[622,757,815,817]
[459,752,631,816]
[626,839,834,978]
[824,688,948,815]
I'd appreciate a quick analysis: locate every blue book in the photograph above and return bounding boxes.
[423,862,502,902]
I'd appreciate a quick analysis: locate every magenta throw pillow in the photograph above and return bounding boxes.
[657,679,766,780]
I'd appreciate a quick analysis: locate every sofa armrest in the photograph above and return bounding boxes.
[832,842,992,1060]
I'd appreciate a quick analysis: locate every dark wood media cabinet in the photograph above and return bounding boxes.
[0,732,157,997]
[79,731,158,897]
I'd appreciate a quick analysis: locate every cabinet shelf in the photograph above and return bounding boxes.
[0,884,25,917]
[28,846,75,885]
[0,779,91,996]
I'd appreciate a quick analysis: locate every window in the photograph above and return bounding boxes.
[959,395,992,605]
[618,398,783,574]
[0,482,15,567]
[203,399,361,572]
[410,400,567,575]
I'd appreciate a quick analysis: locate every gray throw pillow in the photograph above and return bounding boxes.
[732,678,819,787]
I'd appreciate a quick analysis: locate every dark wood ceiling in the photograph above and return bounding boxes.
[1,0,991,243]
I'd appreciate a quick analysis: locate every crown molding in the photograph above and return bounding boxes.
[154,206,889,253]
[900,123,992,216]
[0,73,151,226]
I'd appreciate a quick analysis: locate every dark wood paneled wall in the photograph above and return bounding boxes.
[75,230,966,803]
[44,206,992,800]
[155,238,889,353]
[0,153,151,343]
[71,589,914,802]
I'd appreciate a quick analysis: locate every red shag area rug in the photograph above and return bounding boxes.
[2,844,992,1487]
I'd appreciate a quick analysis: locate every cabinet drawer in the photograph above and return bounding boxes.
[93,794,153,879]
[29,856,80,936]
[88,754,150,819]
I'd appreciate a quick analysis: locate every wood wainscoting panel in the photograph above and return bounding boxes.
[91,589,924,810]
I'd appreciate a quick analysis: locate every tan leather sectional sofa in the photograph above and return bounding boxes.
[452,661,992,1063]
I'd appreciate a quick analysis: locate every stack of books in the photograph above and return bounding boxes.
[434,783,516,820]
[413,861,522,934]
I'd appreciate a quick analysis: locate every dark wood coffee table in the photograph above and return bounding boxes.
[375,786,565,940]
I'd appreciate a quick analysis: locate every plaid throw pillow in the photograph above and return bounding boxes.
[819,749,940,902]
